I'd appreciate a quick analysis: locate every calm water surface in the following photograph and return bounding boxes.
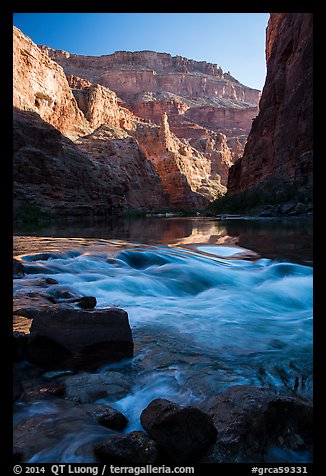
[13,216,313,462]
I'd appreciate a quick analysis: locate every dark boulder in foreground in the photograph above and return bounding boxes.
[140,398,217,463]
[200,385,313,463]
[26,307,133,370]
[94,431,158,464]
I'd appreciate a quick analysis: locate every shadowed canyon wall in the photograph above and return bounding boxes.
[228,13,313,197]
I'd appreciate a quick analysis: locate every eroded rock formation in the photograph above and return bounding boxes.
[39,46,260,175]
[14,24,264,214]
[131,114,226,208]
[228,13,313,198]
[13,27,91,140]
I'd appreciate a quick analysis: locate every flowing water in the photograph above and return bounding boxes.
[13,216,313,462]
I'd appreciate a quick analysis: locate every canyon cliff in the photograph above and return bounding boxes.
[15,26,258,216]
[227,13,313,202]
[13,27,167,215]
[38,47,260,177]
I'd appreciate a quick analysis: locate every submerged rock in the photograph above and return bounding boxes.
[26,307,134,370]
[86,406,128,431]
[140,398,217,463]
[94,431,158,464]
[64,296,97,309]
[14,292,97,317]
[62,371,131,403]
[13,291,58,319]
[13,401,114,462]
[200,385,313,463]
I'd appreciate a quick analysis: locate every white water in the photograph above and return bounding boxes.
[13,229,313,462]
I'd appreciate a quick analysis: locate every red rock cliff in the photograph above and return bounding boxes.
[39,47,260,169]
[228,13,313,195]
[13,27,91,140]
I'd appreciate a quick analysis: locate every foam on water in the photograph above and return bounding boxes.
[13,239,313,462]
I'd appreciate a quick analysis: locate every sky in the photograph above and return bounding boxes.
[13,13,269,91]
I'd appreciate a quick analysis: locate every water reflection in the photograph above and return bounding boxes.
[14,216,313,264]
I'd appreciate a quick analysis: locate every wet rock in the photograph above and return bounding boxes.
[15,277,59,288]
[258,208,273,217]
[26,307,133,370]
[13,258,25,278]
[258,205,281,217]
[13,291,60,319]
[291,202,307,215]
[86,406,128,431]
[94,431,158,464]
[140,398,217,463]
[38,383,66,397]
[23,252,61,261]
[200,385,313,463]
[280,200,297,215]
[13,331,28,361]
[23,264,57,275]
[44,277,59,285]
[285,433,305,451]
[13,401,110,462]
[48,287,77,300]
[65,296,97,309]
[21,382,66,402]
[62,371,131,403]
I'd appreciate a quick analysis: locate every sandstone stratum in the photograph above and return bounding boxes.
[13,26,261,216]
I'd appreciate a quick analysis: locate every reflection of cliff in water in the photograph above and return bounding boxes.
[14,216,312,264]
[223,218,312,264]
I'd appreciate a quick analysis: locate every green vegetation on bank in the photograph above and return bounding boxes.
[207,179,312,215]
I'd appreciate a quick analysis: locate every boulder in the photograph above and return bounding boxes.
[26,307,133,370]
[13,401,111,461]
[62,371,131,403]
[140,398,217,463]
[14,291,58,319]
[21,382,66,402]
[94,431,158,464]
[86,406,128,431]
[13,258,25,278]
[280,200,297,215]
[200,385,313,463]
[64,296,97,309]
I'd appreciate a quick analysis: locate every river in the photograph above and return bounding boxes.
[13,216,313,462]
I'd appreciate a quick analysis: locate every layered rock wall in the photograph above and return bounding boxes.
[13,27,91,140]
[14,25,265,214]
[132,114,226,209]
[39,46,260,161]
